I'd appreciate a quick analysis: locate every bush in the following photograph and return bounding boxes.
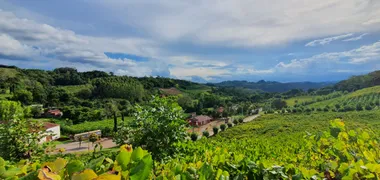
[220,124,226,131]
[238,118,244,123]
[213,127,219,135]
[227,123,233,128]
[316,107,322,111]
[323,107,329,112]
[190,133,198,141]
[202,131,210,138]
[233,119,238,125]
[365,105,373,110]
[356,104,363,111]
[281,109,286,113]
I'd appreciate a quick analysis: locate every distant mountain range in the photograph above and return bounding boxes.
[209,80,336,92]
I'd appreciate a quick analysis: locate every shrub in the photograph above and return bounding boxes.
[323,107,329,112]
[365,105,373,110]
[220,124,226,131]
[356,104,363,111]
[233,119,238,125]
[202,131,210,138]
[227,123,233,128]
[190,133,198,141]
[213,127,219,135]
[316,107,322,111]
[281,109,286,113]
[238,118,244,123]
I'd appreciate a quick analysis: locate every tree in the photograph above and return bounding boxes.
[89,133,99,147]
[213,127,219,135]
[105,101,119,132]
[13,89,33,105]
[113,97,187,160]
[271,98,287,109]
[0,101,49,161]
[220,124,226,131]
[190,133,198,141]
[202,131,210,138]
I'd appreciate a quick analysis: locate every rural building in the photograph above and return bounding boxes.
[189,115,212,126]
[40,122,60,143]
[45,109,63,118]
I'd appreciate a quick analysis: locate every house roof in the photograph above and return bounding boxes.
[192,115,212,122]
[44,122,59,129]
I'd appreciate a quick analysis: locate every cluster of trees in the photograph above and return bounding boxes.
[334,70,380,92]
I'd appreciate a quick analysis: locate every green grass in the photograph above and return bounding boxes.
[58,84,93,94]
[285,96,314,106]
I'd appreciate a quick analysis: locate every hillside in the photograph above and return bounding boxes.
[334,70,380,91]
[212,80,335,92]
[305,85,380,109]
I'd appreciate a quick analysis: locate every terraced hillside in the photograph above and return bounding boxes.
[306,86,380,109]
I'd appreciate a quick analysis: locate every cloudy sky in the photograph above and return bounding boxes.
[0,0,379,82]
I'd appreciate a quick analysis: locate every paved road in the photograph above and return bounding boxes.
[55,138,117,154]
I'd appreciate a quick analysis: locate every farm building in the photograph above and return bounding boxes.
[40,122,60,143]
[189,115,212,126]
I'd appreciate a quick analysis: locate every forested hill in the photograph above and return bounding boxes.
[211,80,335,92]
[334,70,380,92]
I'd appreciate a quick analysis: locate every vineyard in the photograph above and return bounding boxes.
[2,111,380,179]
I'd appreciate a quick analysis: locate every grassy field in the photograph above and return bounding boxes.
[285,96,314,106]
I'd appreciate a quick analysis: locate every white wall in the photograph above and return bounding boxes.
[39,125,60,143]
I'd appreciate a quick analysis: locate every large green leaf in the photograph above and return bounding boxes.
[72,169,98,180]
[87,156,105,170]
[130,154,153,180]
[67,160,85,177]
[131,147,144,162]
[116,151,132,171]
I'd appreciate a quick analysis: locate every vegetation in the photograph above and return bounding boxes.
[113,97,187,160]
[2,65,380,179]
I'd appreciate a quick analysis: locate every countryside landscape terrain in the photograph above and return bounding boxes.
[0,65,380,179]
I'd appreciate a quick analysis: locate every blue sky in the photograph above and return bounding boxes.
[0,0,379,83]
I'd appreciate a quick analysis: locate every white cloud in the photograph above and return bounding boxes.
[342,33,369,41]
[305,33,353,47]
[276,41,380,72]
[0,33,38,59]
[96,0,380,47]
[0,9,168,76]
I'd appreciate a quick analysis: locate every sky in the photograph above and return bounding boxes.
[0,0,379,83]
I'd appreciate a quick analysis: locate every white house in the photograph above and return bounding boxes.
[40,122,60,143]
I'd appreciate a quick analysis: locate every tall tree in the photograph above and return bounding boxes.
[113,97,187,160]
[0,101,49,160]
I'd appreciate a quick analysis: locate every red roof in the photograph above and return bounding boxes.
[43,122,59,129]
[47,109,62,116]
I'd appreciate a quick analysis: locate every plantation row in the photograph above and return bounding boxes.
[2,114,379,179]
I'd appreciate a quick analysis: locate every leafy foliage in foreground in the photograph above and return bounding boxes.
[2,119,379,179]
